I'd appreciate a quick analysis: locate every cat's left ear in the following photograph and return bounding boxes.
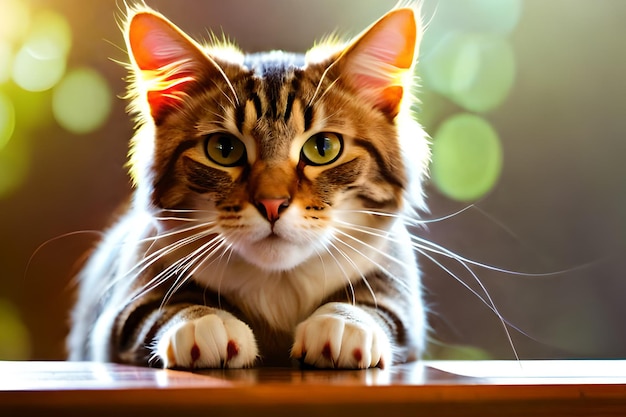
[333,7,419,118]
[125,9,225,123]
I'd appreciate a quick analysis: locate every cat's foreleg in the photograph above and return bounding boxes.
[153,306,258,369]
[291,302,393,369]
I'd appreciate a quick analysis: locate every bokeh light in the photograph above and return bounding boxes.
[10,10,71,92]
[0,299,32,360]
[419,1,521,200]
[24,10,72,60]
[421,33,516,113]
[12,43,66,92]
[420,0,522,55]
[430,113,502,201]
[52,67,113,134]
[0,93,15,151]
[451,34,515,113]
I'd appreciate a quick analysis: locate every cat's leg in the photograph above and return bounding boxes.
[291,302,393,369]
[154,306,258,369]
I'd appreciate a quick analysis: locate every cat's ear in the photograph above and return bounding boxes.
[333,8,419,118]
[125,10,216,122]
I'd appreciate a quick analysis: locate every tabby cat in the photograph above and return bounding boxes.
[67,1,430,369]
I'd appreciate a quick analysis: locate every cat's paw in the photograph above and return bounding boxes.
[291,303,392,369]
[155,310,258,369]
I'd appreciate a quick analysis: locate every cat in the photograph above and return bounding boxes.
[67,1,431,369]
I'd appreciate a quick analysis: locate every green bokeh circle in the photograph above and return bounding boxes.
[52,67,113,134]
[421,32,516,113]
[431,113,503,201]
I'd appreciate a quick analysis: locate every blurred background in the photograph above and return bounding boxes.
[0,0,624,361]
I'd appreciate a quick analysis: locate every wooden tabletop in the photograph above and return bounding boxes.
[2,360,626,416]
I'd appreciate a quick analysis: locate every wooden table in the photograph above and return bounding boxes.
[2,360,625,416]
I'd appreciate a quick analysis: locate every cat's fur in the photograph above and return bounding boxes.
[67,2,430,369]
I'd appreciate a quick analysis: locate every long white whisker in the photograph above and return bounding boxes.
[328,235,378,307]
[129,228,215,281]
[153,216,204,222]
[207,58,239,107]
[160,236,227,307]
[155,208,214,214]
[414,245,520,361]
[334,217,527,355]
[323,240,356,305]
[308,60,341,108]
[125,230,219,301]
[410,234,595,278]
[310,239,331,306]
[189,238,232,290]
[134,221,216,246]
[332,227,411,295]
[132,224,214,286]
[335,205,476,227]
[315,78,340,105]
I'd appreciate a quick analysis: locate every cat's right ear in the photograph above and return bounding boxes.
[125,10,216,123]
[329,7,420,119]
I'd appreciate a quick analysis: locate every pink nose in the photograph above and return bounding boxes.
[256,198,290,223]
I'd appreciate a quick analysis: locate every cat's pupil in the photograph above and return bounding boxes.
[316,136,330,157]
[217,136,234,158]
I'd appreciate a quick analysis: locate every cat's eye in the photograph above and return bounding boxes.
[204,133,247,167]
[301,132,343,166]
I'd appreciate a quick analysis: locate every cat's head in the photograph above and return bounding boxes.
[123,3,430,271]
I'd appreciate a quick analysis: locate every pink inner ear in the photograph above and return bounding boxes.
[128,12,199,118]
[341,8,417,116]
[129,13,189,71]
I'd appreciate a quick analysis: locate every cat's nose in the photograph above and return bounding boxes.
[255,198,290,223]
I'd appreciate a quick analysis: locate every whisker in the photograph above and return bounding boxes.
[308,59,341,108]
[180,230,235,311]
[332,226,412,294]
[413,246,520,361]
[160,236,227,307]
[304,233,336,307]
[410,234,597,278]
[132,221,217,247]
[25,230,104,282]
[111,227,217,300]
[333,216,529,356]
[155,208,214,214]
[324,240,357,305]
[129,228,215,279]
[314,79,341,108]
[335,205,475,227]
[205,57,240,107]
[329,234,378,307]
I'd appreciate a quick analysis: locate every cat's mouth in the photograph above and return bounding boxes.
[233,229,315,271]
[265,231,282,240]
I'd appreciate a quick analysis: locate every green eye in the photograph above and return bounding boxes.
[301,132,343,166]
[204,133,247,167]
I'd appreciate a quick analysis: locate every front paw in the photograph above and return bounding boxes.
[155,310,258,369]
[291,303,392,369]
